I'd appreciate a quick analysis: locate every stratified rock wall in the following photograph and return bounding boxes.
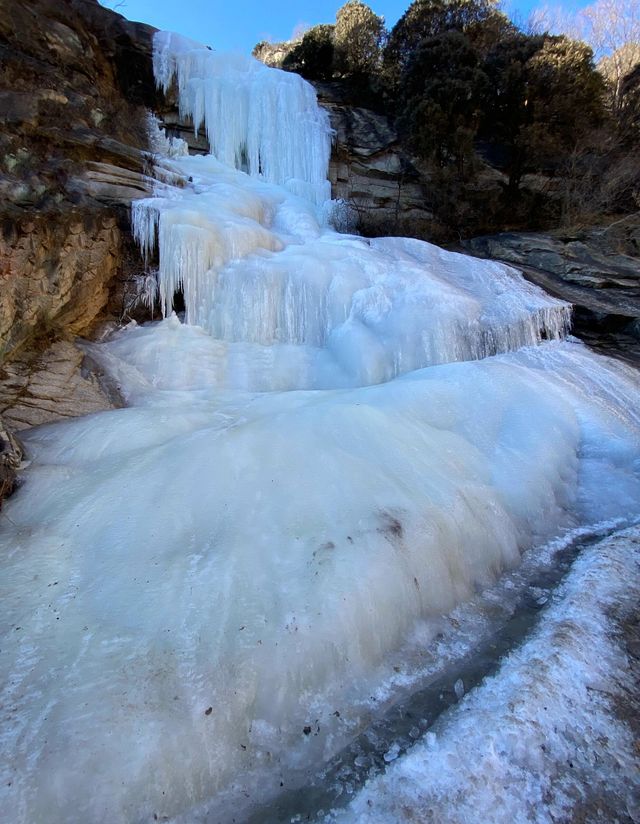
[315,83,433,237]
[0,0,162,502]
[0,0,159,359]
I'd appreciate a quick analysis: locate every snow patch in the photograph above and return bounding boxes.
[331,528,640,824]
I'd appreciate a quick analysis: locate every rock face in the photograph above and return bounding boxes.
[0,421,22,506]
[0,0,163,502]
[315,83,434,238]
[462,215,640,364]
[0,0,159,359]
[0,211,123,358]
[0,339,121,431]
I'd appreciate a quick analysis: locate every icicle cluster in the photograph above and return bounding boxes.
[132,162,571,388]
[153,31,332,205]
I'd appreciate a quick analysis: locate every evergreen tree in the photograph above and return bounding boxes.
[282,25,336,80]
[334,1,385,76]
[384,0,505,87]
[398,31,488,173]
[482,34,606,194]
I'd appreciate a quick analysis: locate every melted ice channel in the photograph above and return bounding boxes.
[1,32,639,824]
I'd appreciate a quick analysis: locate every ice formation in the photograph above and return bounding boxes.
[332,527,640,824]
[1,29,639,824]
[132,158,571,387]
[153,32,332,205]
[138,33,570,387]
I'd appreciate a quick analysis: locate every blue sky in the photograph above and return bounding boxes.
[101,0,589,53]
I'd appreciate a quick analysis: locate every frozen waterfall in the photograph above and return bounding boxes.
[131,155,571,387]
[1,30,639,824]
[153,32,332,205]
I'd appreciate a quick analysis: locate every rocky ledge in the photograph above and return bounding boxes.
[462,214,640,365]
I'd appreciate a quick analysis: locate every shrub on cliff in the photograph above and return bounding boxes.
[282,25,336,80]
[334,0,385,76]
[481,34,606,195]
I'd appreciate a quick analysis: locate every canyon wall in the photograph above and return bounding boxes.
[0,0,158,360]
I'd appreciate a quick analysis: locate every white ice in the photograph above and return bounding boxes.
[1,30,639,824]
[132,154,571,388]
[2,338,640,822]
[153,31,332,205]
[331,526,640,824]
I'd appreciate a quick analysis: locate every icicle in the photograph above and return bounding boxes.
[152,31,332,205]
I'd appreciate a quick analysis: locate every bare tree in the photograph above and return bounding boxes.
[99,0,127,9]
[528,0,640,114]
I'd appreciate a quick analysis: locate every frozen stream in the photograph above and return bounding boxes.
[1,33,640,824]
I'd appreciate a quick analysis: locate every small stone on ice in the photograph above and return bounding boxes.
[383,743,400,763]
[454,678,465,699]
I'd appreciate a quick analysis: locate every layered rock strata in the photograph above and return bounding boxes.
[0,0,160,501]
[0,0,158,357]
[463,216,640,365]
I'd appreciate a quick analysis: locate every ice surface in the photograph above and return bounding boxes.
[2,338,640,821]
[1,31,639,824]
[330,526,640,824]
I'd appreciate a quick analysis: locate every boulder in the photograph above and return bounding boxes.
[0,340,121,432]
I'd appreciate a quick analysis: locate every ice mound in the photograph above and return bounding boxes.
[2,340,640,821]
[332,526,640,824]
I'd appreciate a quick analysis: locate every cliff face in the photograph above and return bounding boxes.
[0,0,163,501]
[314,83,434,238]
[0,0,158,360]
